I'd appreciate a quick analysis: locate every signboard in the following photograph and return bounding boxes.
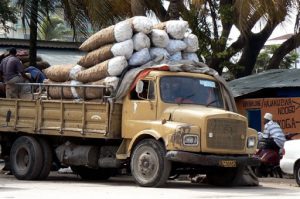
[236,97,300,133]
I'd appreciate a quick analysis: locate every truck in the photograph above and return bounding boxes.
[0,62,259,187]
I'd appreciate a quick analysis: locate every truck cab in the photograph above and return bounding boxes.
[120,70,258,186]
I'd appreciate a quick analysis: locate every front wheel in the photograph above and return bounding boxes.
[130,139,171,187]
[295,162,300,186]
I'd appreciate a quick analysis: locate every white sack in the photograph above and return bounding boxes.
[184,33,199,52]
[69,64,85,80]
[182,52,199,62]
[151,29,169,48]
[132,16,153,34]
[111,39,134,59]
[166,20,189,39]
[132,33,151,51]
[102,76,119,90]
[166,40,187,55]
[108,56,128,76]
[128,48,151,66]
[149,48,170,59]
[170,52,182,61]
[114,20,133,42]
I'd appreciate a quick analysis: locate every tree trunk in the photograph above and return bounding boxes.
[236,21,277,78]
[29,0,38,67]
[267,33,300,69]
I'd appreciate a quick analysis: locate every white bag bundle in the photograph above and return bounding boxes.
[182,52,199,62]
[151,29,170,48]
[111,39,134,59]
[170,52,182,61]
[69,64,85,80]
[166,40,187,55]
[166,20,189,39]
[132,33,151,51]
[184,33,199,52]
[79,20,132,52]
[132,16,153,34]
[76,56,127,83]
[102,76,119,90]
[149,48,170,59]
[129,48,151,66]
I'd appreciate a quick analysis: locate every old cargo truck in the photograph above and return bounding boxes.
[0,62,259,187]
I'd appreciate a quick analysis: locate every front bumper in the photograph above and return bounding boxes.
[166,151,260,167]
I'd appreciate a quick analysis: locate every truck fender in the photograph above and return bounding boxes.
[127,130,163,157]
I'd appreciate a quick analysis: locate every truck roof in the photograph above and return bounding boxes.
[147,70,216,80]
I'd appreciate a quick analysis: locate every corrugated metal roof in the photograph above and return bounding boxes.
[228,69,300,97]
[0,48,84,65]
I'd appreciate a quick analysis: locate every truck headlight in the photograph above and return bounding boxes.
[183,134,199,146]
[247,137,256,148]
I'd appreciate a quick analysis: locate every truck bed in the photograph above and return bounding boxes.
[0,98,122,139]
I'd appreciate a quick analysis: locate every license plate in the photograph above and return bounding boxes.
[219,160,237,167]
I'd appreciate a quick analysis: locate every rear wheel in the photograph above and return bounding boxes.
[10,136,43,180]
[71,166,112,180]
[36,138,53,180]
[295,162,300,186]
[130,139,171,187]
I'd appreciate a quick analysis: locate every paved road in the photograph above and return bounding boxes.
[0,171,299,199]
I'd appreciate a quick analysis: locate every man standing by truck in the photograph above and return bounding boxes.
[0,48,28,98]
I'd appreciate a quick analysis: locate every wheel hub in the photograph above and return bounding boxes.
[138,152,156,178]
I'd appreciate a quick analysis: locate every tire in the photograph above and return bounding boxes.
[36,138,53,180]
[295,162,300,186]
[206,167,239,186]
[71,166,112,180]
[130,139,171,187]
[10,136,43,180]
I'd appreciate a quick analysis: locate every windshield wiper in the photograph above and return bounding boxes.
[176,93,195,105]
[206,99,217,107]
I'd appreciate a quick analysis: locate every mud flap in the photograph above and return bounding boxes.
[234,166,259,186]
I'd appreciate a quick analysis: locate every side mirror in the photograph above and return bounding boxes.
[135,80,144,94]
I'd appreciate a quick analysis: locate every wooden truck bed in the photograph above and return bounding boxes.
[0,98,122,139]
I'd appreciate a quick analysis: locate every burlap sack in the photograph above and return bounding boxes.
[43,64,74,82]
[78,44,114,68]
[44,79,84,99]
[82,80,106,100]
[18,55,42,64]
[79,20,132,52]
[76,61,109,83]
[184,33,199,52]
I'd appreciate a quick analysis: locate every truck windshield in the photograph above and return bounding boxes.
[160,76,224,108]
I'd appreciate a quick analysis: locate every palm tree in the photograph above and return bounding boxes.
[38,16,72,41]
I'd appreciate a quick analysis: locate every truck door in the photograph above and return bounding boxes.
[122,79,157,138]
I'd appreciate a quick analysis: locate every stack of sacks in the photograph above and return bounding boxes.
[43,64,119,100]
[43,17,201,100]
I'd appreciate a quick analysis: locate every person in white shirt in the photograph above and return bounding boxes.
[258,113,286,150]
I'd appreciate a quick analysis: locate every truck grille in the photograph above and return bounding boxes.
[206,118,246,150]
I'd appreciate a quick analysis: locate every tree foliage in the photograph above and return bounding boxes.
[0,0,17,33]
[255,45,299,72]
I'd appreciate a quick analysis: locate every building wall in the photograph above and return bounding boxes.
[236,97,300,134]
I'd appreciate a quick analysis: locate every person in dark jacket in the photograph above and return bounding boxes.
[0,48,28,98]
